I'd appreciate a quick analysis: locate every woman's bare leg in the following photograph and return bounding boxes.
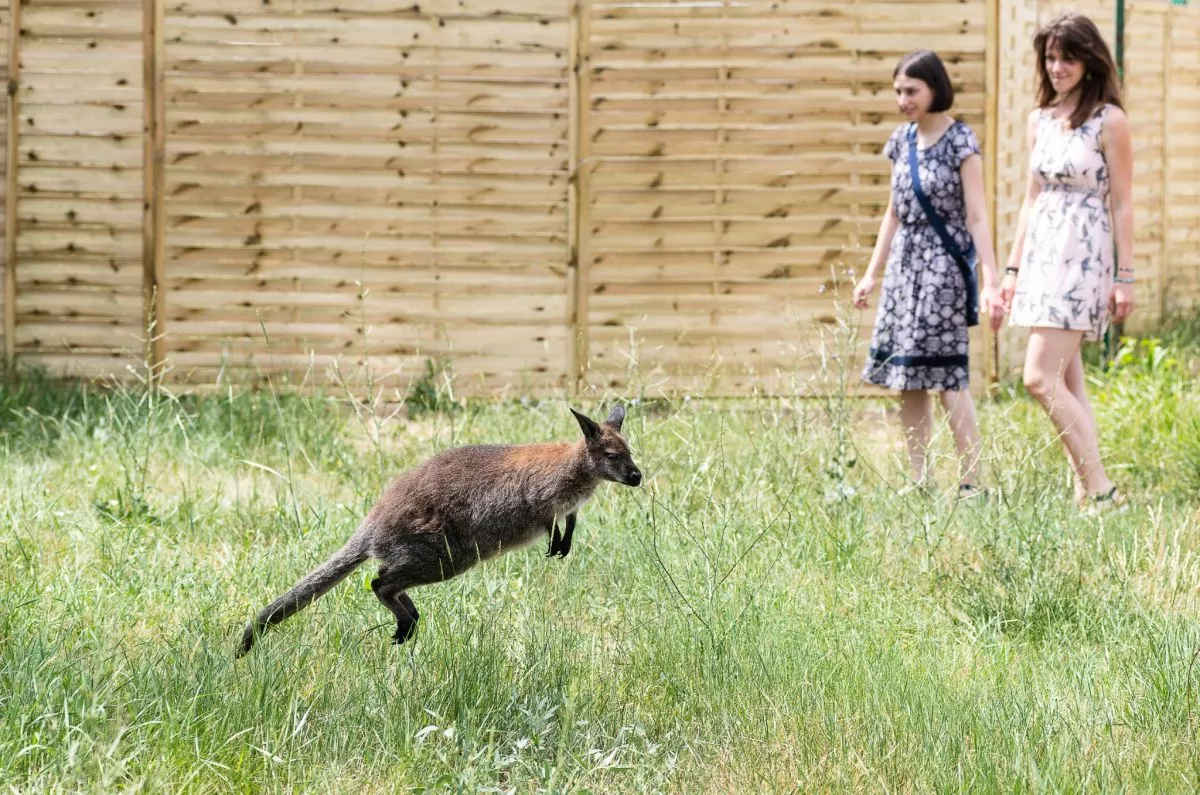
[1062,347,1098,501]
[939,388,983,487]
[1023,329,1113,497]
[899,390,933,485]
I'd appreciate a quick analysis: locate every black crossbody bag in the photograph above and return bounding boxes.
[906,123,979,327]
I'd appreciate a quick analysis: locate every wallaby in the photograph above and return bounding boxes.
[236,405,641,657]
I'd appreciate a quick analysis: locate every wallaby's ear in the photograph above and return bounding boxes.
[570,407,602,441]
[604,404,626,431]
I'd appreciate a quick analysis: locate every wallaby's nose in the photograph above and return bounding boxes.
[628,469,642,486]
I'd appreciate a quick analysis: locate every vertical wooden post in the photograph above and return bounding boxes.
[1159,6,1171,323]
[710,1,727,345]
[848,0,861,269]
[142,0,166,379]
[1115,0,1126,81]
[3,0,21,367]
[567,0,591,394]
[984,0,1000,387]
[565,0,578,393]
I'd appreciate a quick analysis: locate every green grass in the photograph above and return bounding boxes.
[2,329,1200,793]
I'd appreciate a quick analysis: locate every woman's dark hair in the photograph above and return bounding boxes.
[1034,12,1123,129]
[893,50,954,113]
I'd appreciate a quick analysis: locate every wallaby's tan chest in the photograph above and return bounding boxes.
[555,488,595,519]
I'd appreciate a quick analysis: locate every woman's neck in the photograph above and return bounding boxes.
[1052,88,1082,116]
[915,112,950,135]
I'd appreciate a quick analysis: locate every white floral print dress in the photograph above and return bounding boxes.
[1010,105,1115,341]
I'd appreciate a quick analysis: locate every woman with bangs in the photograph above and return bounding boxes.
[853,50,1005,499]
[1000,12,1135,513]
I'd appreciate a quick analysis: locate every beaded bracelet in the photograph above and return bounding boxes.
[1004,266,1020,275]
[1115,276,1135,284]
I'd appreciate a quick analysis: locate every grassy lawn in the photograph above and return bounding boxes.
[2,328,1200,792]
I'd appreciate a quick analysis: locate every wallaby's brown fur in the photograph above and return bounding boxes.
[236,405,641,657]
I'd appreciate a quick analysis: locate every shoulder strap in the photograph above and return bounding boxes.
[906,123,975,264]
[905,123,979,327]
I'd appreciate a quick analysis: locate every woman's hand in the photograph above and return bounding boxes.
[999,271,1018,313]
[852,275,877,309]
[1110,282,1135,323]
[980,284,1006,332]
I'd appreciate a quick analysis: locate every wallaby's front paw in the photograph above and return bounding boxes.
[555,514,576,558]
[547,521,563,557]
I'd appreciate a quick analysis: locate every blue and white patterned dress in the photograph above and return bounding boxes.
[1009,105,1115,341]
[863,120,980,392]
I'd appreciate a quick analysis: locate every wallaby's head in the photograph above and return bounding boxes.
[571,406,642,487]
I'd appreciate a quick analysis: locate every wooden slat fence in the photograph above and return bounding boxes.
[578,0,990,395]
[1126,1,1199,318]
[0,0,1196,396]
[162,0,573,393]
[7,0,145,377]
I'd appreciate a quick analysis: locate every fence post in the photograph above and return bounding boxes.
[1115,0,1125,80]
[1159,4,1171,324]
[568,0,591,395]
[985,0,1000,386]
[142,0,166,381]
[3,0,20,367]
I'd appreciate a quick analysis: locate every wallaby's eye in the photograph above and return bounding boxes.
[606,451,622,460]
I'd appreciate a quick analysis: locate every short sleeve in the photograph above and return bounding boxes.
[953,123,981,166]
[883,124,905,162]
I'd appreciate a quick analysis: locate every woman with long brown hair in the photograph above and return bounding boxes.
[1000,12,1135,513]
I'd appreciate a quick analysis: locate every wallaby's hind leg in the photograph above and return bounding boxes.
[371,570,420,645]
[392,593,419,644]
[370,536,467,647]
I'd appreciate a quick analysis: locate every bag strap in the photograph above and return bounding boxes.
[905,123,975,264]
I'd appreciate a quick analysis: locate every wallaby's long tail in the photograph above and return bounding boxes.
[236,531,371,658]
